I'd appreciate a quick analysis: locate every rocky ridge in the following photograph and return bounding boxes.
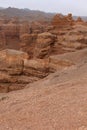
[0,13,87,92]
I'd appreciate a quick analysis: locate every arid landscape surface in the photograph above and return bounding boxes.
[0,7,87,130]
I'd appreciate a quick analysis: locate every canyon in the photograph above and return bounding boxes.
[0,7,87,130]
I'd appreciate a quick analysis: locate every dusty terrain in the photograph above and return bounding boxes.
[0,60,87,130]
[0,8,87,129]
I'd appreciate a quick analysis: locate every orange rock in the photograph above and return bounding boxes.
[52,13,74,29]
[34,32,56,58]
[24,58,49,78]
[76,17,83,23]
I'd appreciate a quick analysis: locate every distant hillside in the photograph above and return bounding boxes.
[74,16,87,21]
[0,7,55,21]
[0,7,4,10]
[81,16,87,21]
[0,7,87,22]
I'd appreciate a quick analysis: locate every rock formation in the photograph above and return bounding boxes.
[0,49,29,92]
[0,13,87,93]
[24,59,49,78]
[0,49,50,92]
[52,13,74,29]
[76,17,83,23]
[0,23,20,50]
[34,32,56,58]
[20,33,37,58]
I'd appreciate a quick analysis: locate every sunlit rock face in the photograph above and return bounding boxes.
[0,11,87,93]
[34,32,56,58]
[0,49,49,92]
[0,49,29,92]
[52,13,74,29]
